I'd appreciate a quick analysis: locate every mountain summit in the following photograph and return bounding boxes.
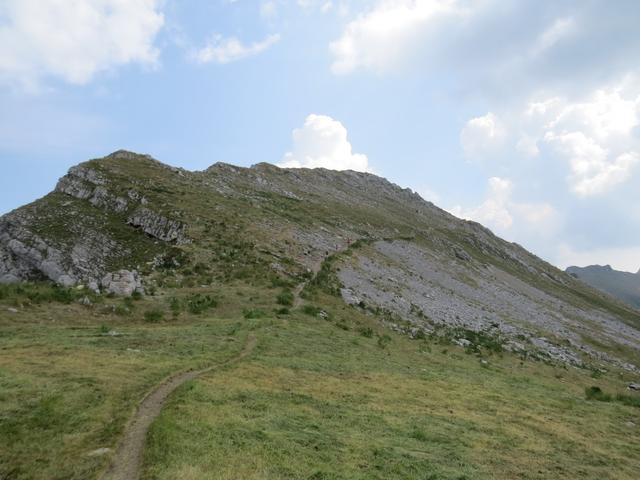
[1,150,639,371]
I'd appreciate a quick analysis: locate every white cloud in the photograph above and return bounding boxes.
[530,17,575,57]
[278,114,370,171]
[524,82,640,196]
[450,177,559,235]
[516,135,540,157]
[461,80,640,197]
[0,0,164,88]
[547,87,639,140]
[450,177,514,229]
[460,112,506,158]
[544,131,639,197]
[260,1,279,19]
[192,34,280,64]
[329,0,466,75]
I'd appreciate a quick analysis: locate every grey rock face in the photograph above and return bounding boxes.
[127,208,188,244]
[0,221,76,285]
[338,239,640,370]
[101,270,144,296]
[56,166,129,213]
[0,156,189,288]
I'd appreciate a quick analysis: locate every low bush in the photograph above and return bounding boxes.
[186,294,217,315]
[301,305,321,317]
[585,386,612,402]
[377,334,392,349]
[144,309,164,323]
[276,290,294,306]
[359,326,374,338]
[244,308,266,319]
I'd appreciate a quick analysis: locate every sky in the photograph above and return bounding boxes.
[0,0,639,273]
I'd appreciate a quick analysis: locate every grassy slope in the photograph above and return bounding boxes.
[143,292,640,480]
[0,281,270,480]
[2,281,638,479]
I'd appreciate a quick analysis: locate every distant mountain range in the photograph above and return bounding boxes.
[566,264,640,309]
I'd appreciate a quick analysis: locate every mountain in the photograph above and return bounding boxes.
[3,150,640,479]
[1,150,639,372]
[566,264,640,309]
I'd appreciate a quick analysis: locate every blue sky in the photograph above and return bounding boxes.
[1,0,639,272]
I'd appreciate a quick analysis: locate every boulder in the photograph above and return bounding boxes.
[101,270,144,297]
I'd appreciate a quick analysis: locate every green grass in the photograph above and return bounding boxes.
[1,284,640,479]
[0,286,246,480]
[139,293,640,480]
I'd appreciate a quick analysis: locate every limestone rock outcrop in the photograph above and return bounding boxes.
[101,270,144,296]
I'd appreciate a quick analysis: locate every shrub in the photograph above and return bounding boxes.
[359,326,374,338]
[193,262,209,274]
[585,386,612,402]
[168,297,182,316]
[275,307,290,315]
[410,428,428,442]
[144,309,164,323]
[243,308,266,319]
[50,286,76,304]
[301,305,321,316]
[413,330,426,340]
[186,294,217,315]
[276,290,294,306]
[377,334,392,349]
[114,304,131,316]
[270,276,294,289]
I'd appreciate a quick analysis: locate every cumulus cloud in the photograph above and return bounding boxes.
[544,132,639,196]
[278,114,370,171]
[460,79,640,196]
[535,82,640,196]
[450,177,559,236]
[329,0,465,75]
[192,34,280,64]
[460,112,506,159]
[450,177,514,229]
[0,0,164,88]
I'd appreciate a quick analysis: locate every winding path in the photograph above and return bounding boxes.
[100,334,257,480]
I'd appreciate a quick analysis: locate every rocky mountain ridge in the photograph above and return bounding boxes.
[1,150,639,371]
[567,264,640,309]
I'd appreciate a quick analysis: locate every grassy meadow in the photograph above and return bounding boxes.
[0,283,639,479]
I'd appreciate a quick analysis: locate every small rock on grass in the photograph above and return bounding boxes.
[87,447,111,457]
